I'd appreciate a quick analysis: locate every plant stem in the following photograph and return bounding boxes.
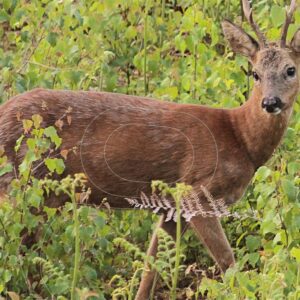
[129,268,143,300]
[144,0,148,95]
[170,191,181,300]
[192,5,197,100]
[295,264,300,300]
[99,63,104,91]
[149,272,158,300]
[161,0,166,48]
[161,0,165,20]
[193,43,197,100]
[71,190,80,300]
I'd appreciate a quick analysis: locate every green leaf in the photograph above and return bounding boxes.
[181,75,191,91]
[281,179,297,202]
[82,265,97,281]
[45,157,56,172]
[287,162,300,176]
[95,215,105,229]
[43,206,57,218]
[125,26,137,40]
[15,135,24,152]
[45,158,65,174]
[47,32,58,47]
[3,0,13,11]
[23,119,33,133]
[248,253,260,268]
[0,10,9,23]
[28,192,43,208]
[271,5,285,27]
[32,114,43,129]
[255,166,271,181]
[211,23,219,46]
[290,247,300,262]
[4,270,12,283]
[67,70,84,86]
[26,138,36,151]
[44,126,62,149]
[246,235,261,252]
[0,163,12,176]
[261,219,277,235]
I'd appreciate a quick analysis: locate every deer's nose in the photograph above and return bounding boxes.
[261,97,282,113]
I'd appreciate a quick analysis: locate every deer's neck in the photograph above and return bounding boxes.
[231,92,291,169]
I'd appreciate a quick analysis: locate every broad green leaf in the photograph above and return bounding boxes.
[261,219,277,235]
[22,119,33,134]
[44,126,62,149]
[255,166,271,181]
[32,114,43,129]
[4,270,12,283]
[26,138,36,151]
[287,162,300,176]
[47,32,58,47]
[281,179,297,202]
[0,10,9,23]
[45,158,65,174]
[0,163,12,176]
[246,235,261,252]
[270,5,285,27]
[248,253,260,268]
[28,193,43,208]
[290,247,300,262]
[43,206,57,218]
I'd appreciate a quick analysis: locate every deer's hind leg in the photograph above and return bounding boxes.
[135,214,187,300]
[189,214,235,272]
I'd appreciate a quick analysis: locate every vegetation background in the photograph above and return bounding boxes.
[0,0,299,299]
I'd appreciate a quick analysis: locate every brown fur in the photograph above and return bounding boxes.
[0,9,299,300]
[0,88,256,208]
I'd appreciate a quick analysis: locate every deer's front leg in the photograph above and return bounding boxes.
[189,214,235,272]
[135,215,186,300]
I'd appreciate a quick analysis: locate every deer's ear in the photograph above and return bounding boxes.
[290,28,300,54]
[222,20,259,59]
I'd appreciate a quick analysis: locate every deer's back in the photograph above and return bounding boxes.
[0,88,254,208]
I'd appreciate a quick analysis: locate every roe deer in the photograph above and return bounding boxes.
[0,0,299,299]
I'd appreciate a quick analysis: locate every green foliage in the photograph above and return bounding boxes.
[156,228,186,290]
[0,152,12,176]
[0,115,153,299]
[0,0,299,299]
[152,181,190,299]
[113,225,187,299]
[33,257,71,295]
[0,115,92,298]
[198,250,300,299]
[112,181,191,299]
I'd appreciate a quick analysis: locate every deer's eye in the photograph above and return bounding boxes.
[253,71,260,81]
[287,67,296,77]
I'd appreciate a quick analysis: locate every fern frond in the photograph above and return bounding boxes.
[125,185,240,222]
[33,257,70,282]
[156,228,185,289]
[113,237,145,260]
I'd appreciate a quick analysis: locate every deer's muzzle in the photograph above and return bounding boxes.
[261,97,283,114]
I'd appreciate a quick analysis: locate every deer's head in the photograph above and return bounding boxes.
[222,0,299,116]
